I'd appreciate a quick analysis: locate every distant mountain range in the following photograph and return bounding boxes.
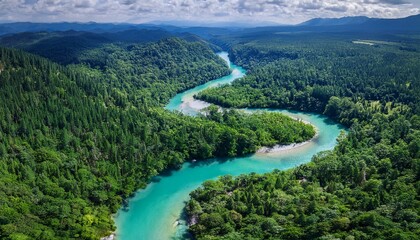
[299,16,371,26]
[298,14,420,32]
[147,20,281,28]
[0,22,155,36]
[0,14,419,37]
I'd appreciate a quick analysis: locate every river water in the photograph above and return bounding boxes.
[114,52,344,240]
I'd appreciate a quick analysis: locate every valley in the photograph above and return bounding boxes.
[0,12,419,240]
[114,52,342,239]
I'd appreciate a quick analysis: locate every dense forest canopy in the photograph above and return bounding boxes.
[0,30,222,66]
[188,32,420,239]
[0,18,419,240]
[0,36,314,239]
[199,33,420,116]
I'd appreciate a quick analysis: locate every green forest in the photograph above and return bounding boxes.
[0,19,419,240]
[187,33,420,239]
[198,34,419,114]
[0,37,314,239]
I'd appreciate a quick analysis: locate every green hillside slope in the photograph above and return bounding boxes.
[0,38,314,239]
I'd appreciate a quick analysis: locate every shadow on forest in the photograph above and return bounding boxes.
[187,155,251,169]
[151,169,176,183]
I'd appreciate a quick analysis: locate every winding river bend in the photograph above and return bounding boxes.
[114,52,344,240]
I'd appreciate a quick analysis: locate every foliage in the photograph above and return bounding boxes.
[188,105,420,239]
[0,37,313,239]
[198,34,420,114]
[188,32,420,239]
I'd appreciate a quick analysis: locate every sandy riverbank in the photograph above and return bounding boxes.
[257,119,319,154]
[257,138,314,154]
[100,233,115,240]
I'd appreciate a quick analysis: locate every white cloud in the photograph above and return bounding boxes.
[0,0,418,24]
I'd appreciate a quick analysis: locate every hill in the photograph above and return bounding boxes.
[238,14,420,36]
[0,38,315,239]
[1,14,419,39]
[0,22,143,36]
[187,27,420,240]
[0,29,223,65]
[299,16,370,26]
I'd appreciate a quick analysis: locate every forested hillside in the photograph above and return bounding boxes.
[188,33,420,239]
[199,34,419,115]
[0,30,222,66]
[0,38,314,239]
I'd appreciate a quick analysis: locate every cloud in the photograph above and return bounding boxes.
[74,0,96,9]
[365,0,410,5]
[325,5,348,13]
[298,0,323,10]
[0,0,418,24]
[119,0,136,5]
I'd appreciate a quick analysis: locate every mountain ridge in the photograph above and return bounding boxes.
[299,16,371,26]
[1,14,419,36]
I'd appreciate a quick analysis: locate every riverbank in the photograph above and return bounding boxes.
[100,233,115,240]
[255,114,319,154]
[114,52,343,240]
[257,130,319,154]
[257,141,307,153]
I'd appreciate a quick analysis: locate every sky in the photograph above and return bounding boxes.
[0,0,419,25]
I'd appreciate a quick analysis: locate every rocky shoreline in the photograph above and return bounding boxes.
[100,233,115,240]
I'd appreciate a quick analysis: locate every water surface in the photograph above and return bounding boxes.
[115,52,344,240]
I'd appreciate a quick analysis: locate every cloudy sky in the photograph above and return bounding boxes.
[0,0,419,25]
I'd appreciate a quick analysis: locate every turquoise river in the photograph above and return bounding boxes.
[114,52,344,240]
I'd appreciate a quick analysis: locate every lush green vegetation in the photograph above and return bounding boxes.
[199,34,419,114]
[202,105,315,153]
[74,38,229,105]
[0,30,222,66]
[188,105,419,239]
[0,37,314,239]
[188,33,420,239]
[1,34,229,105]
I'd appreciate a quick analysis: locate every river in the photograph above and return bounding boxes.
[114,52,344,240]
